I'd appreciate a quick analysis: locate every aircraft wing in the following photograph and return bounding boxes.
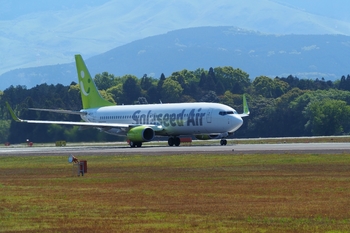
[6,102,163,131]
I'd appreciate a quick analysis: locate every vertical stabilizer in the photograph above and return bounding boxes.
[75,54,114,109]
[239,94,250,117]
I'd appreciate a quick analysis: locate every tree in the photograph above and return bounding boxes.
[199,69,215,91]
[0,120,10,143]
[214,66,250,94]
[273,78,289,97]
[94,72,115,90]
[157,73,166,100]
[99,90,116,104]
[338,75,350,91]
[121,75,141,104]
[140,74,153,91]
[252,76,275,98]
[161,79,183,103]
[304,99,350,135]
[169,69,197,97]
[146,85,159,103]
[106,84,123,104]
[200,91,219,103]
[273,88,307,136]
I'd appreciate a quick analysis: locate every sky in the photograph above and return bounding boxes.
[0,0,110,20]
[1,0,350,78]
[1,0,349,21]
[273,0,350,21]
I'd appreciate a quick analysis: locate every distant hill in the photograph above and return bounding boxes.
[1,26,350,90]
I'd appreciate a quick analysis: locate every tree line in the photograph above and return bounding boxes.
[1,66,350,144]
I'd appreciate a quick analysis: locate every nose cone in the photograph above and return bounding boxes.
[230,115,243,132]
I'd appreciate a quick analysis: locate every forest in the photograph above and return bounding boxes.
[1,65,350,144]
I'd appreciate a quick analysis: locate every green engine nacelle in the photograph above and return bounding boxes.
[127,126,155,142]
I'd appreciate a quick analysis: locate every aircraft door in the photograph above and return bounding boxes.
[206,108,213,123]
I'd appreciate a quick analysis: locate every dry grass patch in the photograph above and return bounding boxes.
[0,153,350,232]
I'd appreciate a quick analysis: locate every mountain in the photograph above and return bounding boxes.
[1,0,350,78]
[1,26,349,90]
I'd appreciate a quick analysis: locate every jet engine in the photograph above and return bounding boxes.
[127,126,155,142]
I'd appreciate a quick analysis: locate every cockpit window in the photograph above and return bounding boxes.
[219,111,235,116]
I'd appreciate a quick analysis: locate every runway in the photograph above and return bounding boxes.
[1,142,350,156]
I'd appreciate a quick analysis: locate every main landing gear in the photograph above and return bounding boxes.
[129,141,142,147]
[168,136,181,146]
[220,139,227,146]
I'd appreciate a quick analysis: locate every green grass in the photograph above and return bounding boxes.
[1,153,350,232]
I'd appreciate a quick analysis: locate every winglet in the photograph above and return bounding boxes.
[243,94,250,115]
[6,102,23,122]
[239,94,250,117]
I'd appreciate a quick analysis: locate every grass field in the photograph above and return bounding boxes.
[1,152,350,232]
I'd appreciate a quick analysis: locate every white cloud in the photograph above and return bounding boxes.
[302,45,319,51]
[137,50,146,55]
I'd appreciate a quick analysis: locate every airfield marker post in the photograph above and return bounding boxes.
[73,163,80,176]
[69,155,87,176]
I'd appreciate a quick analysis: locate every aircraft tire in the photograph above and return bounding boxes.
[168,137,174,146]
[220,139,227,146]
[174,137,181,146]
[129,141,136,147]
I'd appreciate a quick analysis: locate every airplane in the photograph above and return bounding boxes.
[6,54,250,147]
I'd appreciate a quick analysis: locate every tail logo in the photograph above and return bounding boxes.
[79,70,91,96]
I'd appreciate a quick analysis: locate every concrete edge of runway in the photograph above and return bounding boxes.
[1,142,350,156]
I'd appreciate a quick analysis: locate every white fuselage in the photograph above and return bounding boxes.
[81,102,243,136]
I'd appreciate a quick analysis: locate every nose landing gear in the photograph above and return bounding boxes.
[220,139,227,146]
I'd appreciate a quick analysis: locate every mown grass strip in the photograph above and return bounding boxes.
[0,153,350,232]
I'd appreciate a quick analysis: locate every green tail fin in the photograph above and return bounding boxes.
[75,54,114,109]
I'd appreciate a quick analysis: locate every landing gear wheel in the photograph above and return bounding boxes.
[168,137,174,146]
[220,139,227,146]
[174,137,181,146]
[130,141,142,147]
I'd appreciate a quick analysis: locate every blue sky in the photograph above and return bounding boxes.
[0,0,110,20]
[1,0,350,79]
[274,0,350,21]
[1,0,349,21]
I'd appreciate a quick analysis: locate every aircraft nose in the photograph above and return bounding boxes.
[230,115,243,131]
